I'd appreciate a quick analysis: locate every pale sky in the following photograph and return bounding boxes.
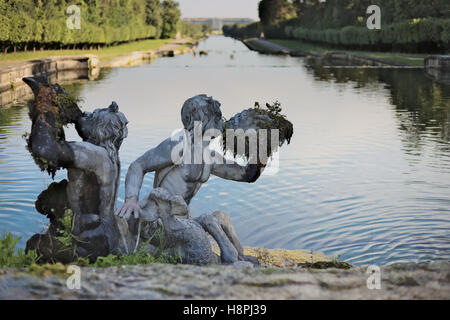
[177,0,260,20]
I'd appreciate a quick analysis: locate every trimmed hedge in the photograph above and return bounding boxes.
[284,18,450,52]
[292,0,450,30]
[0,0,181,52]
[225,0,450,53]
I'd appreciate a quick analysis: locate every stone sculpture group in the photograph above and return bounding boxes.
[23,76,292,266]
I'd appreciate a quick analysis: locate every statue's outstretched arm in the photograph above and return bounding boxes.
[211,155,265,183]
[124,137,180,200]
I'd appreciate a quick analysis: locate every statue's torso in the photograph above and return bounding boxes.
[154,163,211,205]
[66,158,119,234]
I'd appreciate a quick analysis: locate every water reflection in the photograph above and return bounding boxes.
[306,62,450,149]
[0,36,449,265]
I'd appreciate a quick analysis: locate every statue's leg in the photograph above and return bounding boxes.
[210,211,244,256]
[139,188,215,265]
[195,211,260,265]
[212,211,260,265]
[195,212,239,264]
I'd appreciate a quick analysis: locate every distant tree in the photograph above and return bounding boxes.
[258,0,297,26]
[145,0,163,39]
[0,0,11,45]
[161,0,181,39]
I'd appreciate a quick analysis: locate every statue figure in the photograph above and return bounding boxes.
[23,76,129,262]
[22,77,292,265]
[115,95,268,265]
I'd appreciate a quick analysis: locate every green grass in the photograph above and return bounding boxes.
[354,51,426,67]
[0,39,172,63]
[91,250,179,268]
[0,233,38,268]
[265,39,426,66]
[0,231,180,271]
[176,41,196,52]
[267,39,329,55]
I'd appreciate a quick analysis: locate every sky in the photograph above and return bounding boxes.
[177,0,260,20]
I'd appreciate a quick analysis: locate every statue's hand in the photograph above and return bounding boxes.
[115,198,141,220]
[246,163,266,183]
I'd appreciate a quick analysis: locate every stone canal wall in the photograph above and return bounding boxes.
[242,38,429,68]
[0,38,201,107]
[0,56,99,106]
[424,55,450,84]
[425,55,450,70]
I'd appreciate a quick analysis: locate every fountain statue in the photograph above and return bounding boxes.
[116,95,293,265]
[23,76,130,262]
[23,77,293,265]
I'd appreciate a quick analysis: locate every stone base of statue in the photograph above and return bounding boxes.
[118,188,258,266]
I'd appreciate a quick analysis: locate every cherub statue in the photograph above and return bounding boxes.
[23,76,129,262]
[115,95,270,265]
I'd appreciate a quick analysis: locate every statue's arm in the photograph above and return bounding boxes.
[29,115,107,174]
[69,142,111,174]
[124,137,179,201]
[116,137,180,220]
[28,112,76,170]
[211,154,265,183]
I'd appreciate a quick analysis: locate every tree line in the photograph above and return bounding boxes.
[0,0,193,53]
[223,0,450,53]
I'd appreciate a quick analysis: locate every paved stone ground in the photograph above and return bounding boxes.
[0,262,448,300]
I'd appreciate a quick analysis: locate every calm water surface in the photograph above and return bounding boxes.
[1,36,450,265]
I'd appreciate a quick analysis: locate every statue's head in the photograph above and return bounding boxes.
[181,95,224,136]
[76,102,128,151]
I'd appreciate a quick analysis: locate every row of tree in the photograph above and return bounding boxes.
[0,0,183,53]
[181,22,212,39]
[284,19,450,53]
[223,0,450,53]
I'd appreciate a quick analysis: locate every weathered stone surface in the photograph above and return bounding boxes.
[0,262,448,300]
[0,56,98,107]
[425,55,450,70]
[211,243,330,268]
[424,55,450,84]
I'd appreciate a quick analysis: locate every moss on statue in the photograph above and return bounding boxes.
[53,93,83,128]
[222,101,294,162]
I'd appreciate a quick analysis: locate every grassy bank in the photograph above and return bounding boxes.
[265,39,427,66]
[266,39,329,55]
[1,231,339,271]
[0,39,173,64]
